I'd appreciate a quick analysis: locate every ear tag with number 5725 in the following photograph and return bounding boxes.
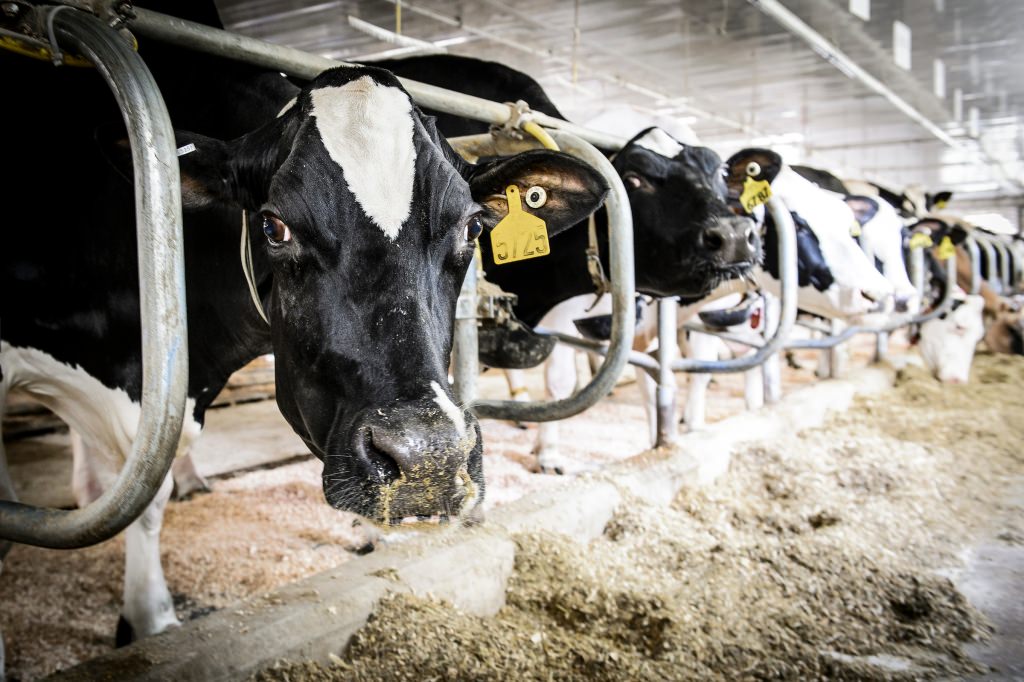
[491,185,550,265]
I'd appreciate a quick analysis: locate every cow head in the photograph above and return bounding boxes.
[847,196,919,313]
[614,128,759,297]
[173,67,608,526]
[726,148,895,319]
[918,296,986,383]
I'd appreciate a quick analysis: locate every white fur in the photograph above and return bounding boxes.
[634,127,684,158]
[918,294,986,383]
[310,77,417,240]
[430,380,465,439]
[0,342,201,463]
[771,166,894,304]
[859,199,919,307]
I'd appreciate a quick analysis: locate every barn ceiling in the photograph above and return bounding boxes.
[212,0,1024,218]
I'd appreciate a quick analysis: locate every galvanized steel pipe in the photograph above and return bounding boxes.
[785,254,958,349]
[470,131,636,421]
[0,9,188,548]
[965,237,983,295]
[669,196,798,373]
[129,8,626,151]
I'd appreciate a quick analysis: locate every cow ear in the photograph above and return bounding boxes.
[845,196,879,225]
[928,191,953,210]
[95,124,266,210]
[466,150,609,237]
[171,131,235,209]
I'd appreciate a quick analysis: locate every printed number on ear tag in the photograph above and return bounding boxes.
[740,176,772,213]
[937,235,955,260]
[908,232,933,249]
[491,185,551,266]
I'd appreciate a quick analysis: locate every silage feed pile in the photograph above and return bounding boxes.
[257,353,1024,681]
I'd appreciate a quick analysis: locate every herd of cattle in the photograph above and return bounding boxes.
[1,3,1022,673]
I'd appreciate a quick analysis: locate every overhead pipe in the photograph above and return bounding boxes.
[0,8,188,548]
[129,8,626,150]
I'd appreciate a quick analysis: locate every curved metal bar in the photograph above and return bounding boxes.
[669,195,798,373]
[784,253,958,350]
[964,237,983,295]
[466,131,636,421]
[991,238,1013,293]
[974,234,1002,292]
[129,8,626,151]
[0,9,188,548]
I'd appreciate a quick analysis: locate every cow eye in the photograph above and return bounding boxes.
[746,161,761,177]
[524,186,547,208]
[262,213,291,245]
[464,215,484,242]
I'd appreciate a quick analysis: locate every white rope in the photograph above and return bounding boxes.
[240,211,270,324]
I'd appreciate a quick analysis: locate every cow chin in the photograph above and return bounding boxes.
[663,259,757,299]
[320,401,485,529]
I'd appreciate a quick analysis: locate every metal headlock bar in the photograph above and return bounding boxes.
[783,253,959,350]
[122,8,635,424]
[0,7,188,548]
[447,133,636,422]
[965,236,983,295]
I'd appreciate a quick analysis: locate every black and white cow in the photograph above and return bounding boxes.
[375,55,760,319]
[0,5,608,661]
[371,56,758,470]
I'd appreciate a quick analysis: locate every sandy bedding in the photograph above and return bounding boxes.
[1,336,1013,680]
[255,353,1024,681]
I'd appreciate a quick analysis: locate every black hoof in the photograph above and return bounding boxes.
[353,541,375,556]
[115,615,135,648]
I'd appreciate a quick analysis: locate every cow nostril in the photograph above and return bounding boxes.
[358,427,402,483]
[746,226,757,248]
[702,227,726,252]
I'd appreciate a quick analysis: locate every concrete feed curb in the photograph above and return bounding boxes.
[51,365,894,681]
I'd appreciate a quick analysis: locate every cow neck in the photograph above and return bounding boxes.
[482,208,612,327]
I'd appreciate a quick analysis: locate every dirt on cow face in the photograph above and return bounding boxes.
[255,352,1024,681]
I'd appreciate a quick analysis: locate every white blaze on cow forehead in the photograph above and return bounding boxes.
[430,380,466,439]
[635,128,684,159]
[310,77,417,240]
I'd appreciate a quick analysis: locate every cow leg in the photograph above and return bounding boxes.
[743,360,765,411]
[171,450,210,500]
[682,332,720,432]
[635,366,658,447]
[504,369,530,402]
[70,430,106,508]
[762,353,782,404]
[534,344,578,474]
[118,472,179,646]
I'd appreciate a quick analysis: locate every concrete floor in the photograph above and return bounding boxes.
[960,479,1024,681]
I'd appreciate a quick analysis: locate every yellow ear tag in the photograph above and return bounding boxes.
[937,235,955,260]
[908,232,933,249]
[490,185,550,266]
[934,200,948,209]
[740,176,772,213]
[850,221,862,237]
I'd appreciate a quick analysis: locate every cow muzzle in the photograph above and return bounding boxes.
[698,216,759,268]
[330,399,483,527]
